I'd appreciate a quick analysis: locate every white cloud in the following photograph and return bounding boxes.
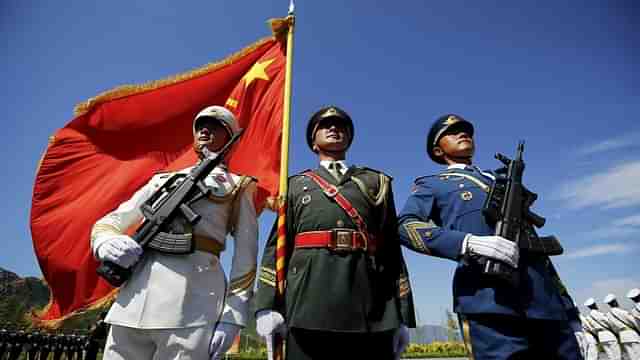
[613,214,640,227]
[574,277,640,312]
[554,161,640,210]
[577,133,640,156]
[564,243,637,259]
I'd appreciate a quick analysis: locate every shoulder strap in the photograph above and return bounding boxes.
[302,171,369,236]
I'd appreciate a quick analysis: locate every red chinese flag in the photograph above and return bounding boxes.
[30,19,290,325]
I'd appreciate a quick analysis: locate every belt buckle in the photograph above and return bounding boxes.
[324,185,338,198]
[330,229,353,252]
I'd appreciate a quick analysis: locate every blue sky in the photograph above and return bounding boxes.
[2,1,638,325]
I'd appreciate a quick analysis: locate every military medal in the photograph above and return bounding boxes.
[461,191,473,201]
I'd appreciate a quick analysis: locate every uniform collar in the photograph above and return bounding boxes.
[320,160,348,174]
[445,163,495,181]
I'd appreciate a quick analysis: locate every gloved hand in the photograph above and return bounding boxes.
[392,324,410,360]
[209,322,241,360]
[462,234,519,268]
[96,235,143,268]
[256,310,286,337]
[256,310,286,360]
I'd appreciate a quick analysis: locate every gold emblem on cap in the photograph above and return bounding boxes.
[325,107,338,116]
[443,115,459,126]
[461,191,473,201]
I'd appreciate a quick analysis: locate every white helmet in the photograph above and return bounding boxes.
[193,105,239,137]
[603,294,616,305]
[583,298,596,308]
[627,288,640,300]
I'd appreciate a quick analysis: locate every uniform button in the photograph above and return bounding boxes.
[337,220,344,227]
[459,183,465,188]
[291,267,297,275]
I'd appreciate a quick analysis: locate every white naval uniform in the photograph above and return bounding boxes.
[587,309,622,360]
[581,314,603,360]
[606,307,640,360]
[91,165,258,359]
[631,304,640,323]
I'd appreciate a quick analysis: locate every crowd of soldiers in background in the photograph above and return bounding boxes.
[579,288,640,360]
[0,316,107,360]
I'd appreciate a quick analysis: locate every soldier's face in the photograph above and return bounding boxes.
[435,125,475,161]
[313,118,351,153]
[194,118,231,153]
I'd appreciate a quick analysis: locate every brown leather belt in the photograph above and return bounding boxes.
[194,235,224,257]
[294,229,376,253]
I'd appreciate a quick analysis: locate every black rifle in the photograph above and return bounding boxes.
[481,141,563,286]
[97,129,244,286]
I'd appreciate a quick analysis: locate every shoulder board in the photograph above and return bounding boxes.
[413,175,438,184]
[292,169,314,178]
[227,172,257,184]
[356,166,393,180]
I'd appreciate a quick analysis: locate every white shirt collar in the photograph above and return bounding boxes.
[320,160,348,174]
[447,164,468,170]
[445,163,495,180]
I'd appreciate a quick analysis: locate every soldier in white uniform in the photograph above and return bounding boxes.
[603,294,640,360]
[91,106,258,360]
[580,313,601,360]
[628,288,640,322]
[584,298,622,360]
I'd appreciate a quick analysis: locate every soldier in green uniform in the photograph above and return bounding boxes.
[254,106,416,360]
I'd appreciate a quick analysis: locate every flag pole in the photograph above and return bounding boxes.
[276,0,295,302]
[274,2,295,359]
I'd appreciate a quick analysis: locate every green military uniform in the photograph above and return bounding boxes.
[255,164,416,359]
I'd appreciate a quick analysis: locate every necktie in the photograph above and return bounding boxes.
[328,162,343,181]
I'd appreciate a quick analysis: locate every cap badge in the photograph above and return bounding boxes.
[461,191,473,201]
[443,115,459,126]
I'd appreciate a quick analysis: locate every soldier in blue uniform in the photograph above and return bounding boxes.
[397,114,583,359]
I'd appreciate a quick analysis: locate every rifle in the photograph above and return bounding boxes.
[481,141,563,286]
[97,129,244,286]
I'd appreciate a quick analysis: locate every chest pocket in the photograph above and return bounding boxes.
[438,172,491,218]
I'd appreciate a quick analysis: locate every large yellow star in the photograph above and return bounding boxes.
[242,58,275,89]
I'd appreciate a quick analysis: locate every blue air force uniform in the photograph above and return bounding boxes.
[397,114,583,359]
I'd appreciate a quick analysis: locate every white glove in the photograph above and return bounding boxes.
[96,235,143,268]
[392,324,410,360]
[256,310,286,337]
[256,310,286,360]
[209,322,241,360]
[462,234,519,268]
[574,331,587,359]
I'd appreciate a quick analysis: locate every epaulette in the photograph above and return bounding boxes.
[413,175,437,184]
[357,166,393,181]
[293,169,313,177]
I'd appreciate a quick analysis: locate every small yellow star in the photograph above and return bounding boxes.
[242,58,275,89]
